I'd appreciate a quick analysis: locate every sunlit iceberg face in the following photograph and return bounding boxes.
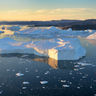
[87,33,96,40]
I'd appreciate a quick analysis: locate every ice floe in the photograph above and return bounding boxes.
[40,81,48,85]
[16,73,24,77]
[22,82,30,85]
[62,85,70,88]
[0,90,3,94]
[22,87,27,90]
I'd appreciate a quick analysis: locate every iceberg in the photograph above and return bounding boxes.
[25,38,86,60]
[0,37,86,60]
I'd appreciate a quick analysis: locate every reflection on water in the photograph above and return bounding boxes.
[0,53,75,70]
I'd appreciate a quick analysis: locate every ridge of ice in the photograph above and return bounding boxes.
[16,26,96,37]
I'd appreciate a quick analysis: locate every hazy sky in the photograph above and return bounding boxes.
[0,0,96,21]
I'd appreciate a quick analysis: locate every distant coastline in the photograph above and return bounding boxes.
[0,19,96,30]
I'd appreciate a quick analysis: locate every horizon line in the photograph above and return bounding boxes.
[0,19,96,22]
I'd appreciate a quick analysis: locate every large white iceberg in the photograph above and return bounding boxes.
[0,37,86,60]
[25,38,86,60]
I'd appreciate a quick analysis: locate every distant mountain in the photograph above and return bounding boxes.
[61,19,96,30]
[0,19,96,30]
[0,20,81,26]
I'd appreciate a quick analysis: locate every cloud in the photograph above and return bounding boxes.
[0,8,96,21]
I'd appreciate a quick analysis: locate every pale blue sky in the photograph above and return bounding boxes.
[0,0,96,21]
[0,0,96,10]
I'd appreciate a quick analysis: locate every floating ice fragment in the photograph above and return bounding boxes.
[36,76,40,78]
[42,87,45,89]
[74,65,80,68]
[77,62,92,66]
[69,82,72,84]
[23,82,30,85]
[40,81,48,85]
[22,87,27,90]
[79,67,85,70]
[35,69,38,72]
[62,85,70,88]
[90,86,93,89]
[16,73,24,77]
[74,69,79,71]
[25,70,29,73]
[44,71,50,75]
[77,86,80,89]
[12,69,15,72]
[0,91,3,94]
[61,80,66,83]
[6,69,10,72]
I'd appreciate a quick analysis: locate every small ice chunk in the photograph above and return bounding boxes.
[74,69,79,71]
[6,69,10,72]
[23,82,30,85]
[40,81,48,85]
[44,71,50,75]
[35,69,38,72]
[42,87,45,89]
[90,86,93,89]
[36,76,40,78]
[74,65,79,68]
[61,80,66,83]
[12,69,15,72]
[62,85,70,88]
[22,87,27,90]
[25,70,29,73]
[77,62,91,66]
[0,91,3,94]
[77,86,80,89]
[16,73,24,77]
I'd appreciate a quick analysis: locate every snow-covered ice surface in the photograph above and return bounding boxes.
[16,26,96,38]
[0,26,88,60]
